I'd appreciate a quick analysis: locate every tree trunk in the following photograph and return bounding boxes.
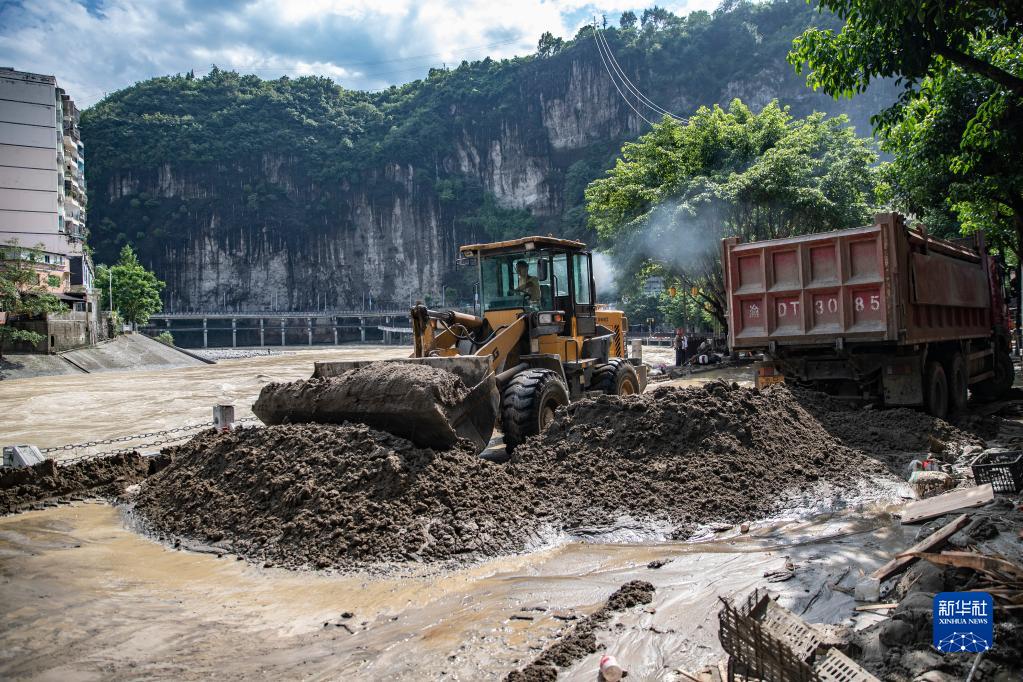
[934,45,1023,97]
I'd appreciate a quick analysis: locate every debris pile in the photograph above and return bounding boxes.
[1,452,165,514]
[505,581,655,681]
[849,502,1023,681]
[133,382,892,569]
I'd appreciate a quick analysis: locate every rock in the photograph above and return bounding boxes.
[895,562,945,599]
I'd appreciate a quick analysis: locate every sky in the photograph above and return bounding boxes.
[0,0,720,108]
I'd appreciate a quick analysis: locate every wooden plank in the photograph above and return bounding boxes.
[854,603,900,612]
[899,485,994,524]
[870,513,970,581]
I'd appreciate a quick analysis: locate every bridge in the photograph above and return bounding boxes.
[142,310,414,349]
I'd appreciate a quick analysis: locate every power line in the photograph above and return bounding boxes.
[595,24,686,123]
[591,20,687,125]
[590,22,656,127]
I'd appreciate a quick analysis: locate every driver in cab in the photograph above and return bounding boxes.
[514,260,541,305]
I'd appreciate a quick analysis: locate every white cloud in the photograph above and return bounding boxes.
[0,0,720,107]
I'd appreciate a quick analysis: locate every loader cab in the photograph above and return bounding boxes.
[463,236,596,337]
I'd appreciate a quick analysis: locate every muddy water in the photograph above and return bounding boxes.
[0,503,912,680]
[0,345,410,457]
[1,344,908,679]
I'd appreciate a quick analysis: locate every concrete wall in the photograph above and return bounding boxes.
[4,310,99,353]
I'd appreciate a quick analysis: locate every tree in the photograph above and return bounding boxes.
[585,100,879,331]
[880,48,1023,257]
[536,31,565,58]
[619,11,638,30]
[0,245,66,359]
[788,2,1023,245]
[95,245,165,326]
[788,1,1023,104]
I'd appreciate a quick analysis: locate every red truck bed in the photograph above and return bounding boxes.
[723,213,997,351]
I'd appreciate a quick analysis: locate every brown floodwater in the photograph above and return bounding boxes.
[0,345,410,458]
[0,345,908,679]
[0,502,910,681]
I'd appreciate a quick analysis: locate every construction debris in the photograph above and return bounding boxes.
[870,513,972,582]
[900,484,995,524]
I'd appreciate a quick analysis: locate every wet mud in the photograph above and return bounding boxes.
[132,382,895,570]
[0,452,169,515]
[506,581,655,681]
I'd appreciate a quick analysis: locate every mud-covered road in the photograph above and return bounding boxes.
[0,503,910,680]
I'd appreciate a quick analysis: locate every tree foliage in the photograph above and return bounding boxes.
[880,41,1023,256]
[95,245,166,326]
[585,99,879,329]
[789,0,1023,251]
[0,245,66,358]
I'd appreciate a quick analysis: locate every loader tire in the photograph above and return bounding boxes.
[501,369,569,452]
[591,358,640,396]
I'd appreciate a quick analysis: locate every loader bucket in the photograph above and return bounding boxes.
[252,356,499,455]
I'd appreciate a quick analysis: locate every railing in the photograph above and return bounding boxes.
[145,310,410,320]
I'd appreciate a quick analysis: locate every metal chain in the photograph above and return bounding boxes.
[44,416,265,465]
[40,416,261,454]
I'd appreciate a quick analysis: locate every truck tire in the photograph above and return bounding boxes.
[924,361,948,419]
[946,353,968,416]
[592,358,640,396]
[973,349,1014,401]
[501,369,569,451]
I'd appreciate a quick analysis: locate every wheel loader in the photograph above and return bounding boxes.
[253,236,648,453]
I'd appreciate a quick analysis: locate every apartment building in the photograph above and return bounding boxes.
[0,67,94,302]
[1,67,100,350]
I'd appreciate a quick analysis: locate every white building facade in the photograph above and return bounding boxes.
[0,67,99,349]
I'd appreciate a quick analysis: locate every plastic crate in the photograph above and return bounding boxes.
[971,451,1023,494]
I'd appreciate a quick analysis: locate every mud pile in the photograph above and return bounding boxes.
[133,423,548,569]
[135,382,890,569]
[506,382,889,532]
[789,388,988,464]
[1,452,164,514]
[505,581,655,681]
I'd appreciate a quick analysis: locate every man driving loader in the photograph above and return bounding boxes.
[514,259,541,305]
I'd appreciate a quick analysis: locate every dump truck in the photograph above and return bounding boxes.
[254,236,647,453]
[722,212,1014,417]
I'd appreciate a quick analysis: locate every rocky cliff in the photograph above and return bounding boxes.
[82,2,895,311]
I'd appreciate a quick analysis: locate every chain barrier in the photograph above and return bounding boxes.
[47,416,263,466]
